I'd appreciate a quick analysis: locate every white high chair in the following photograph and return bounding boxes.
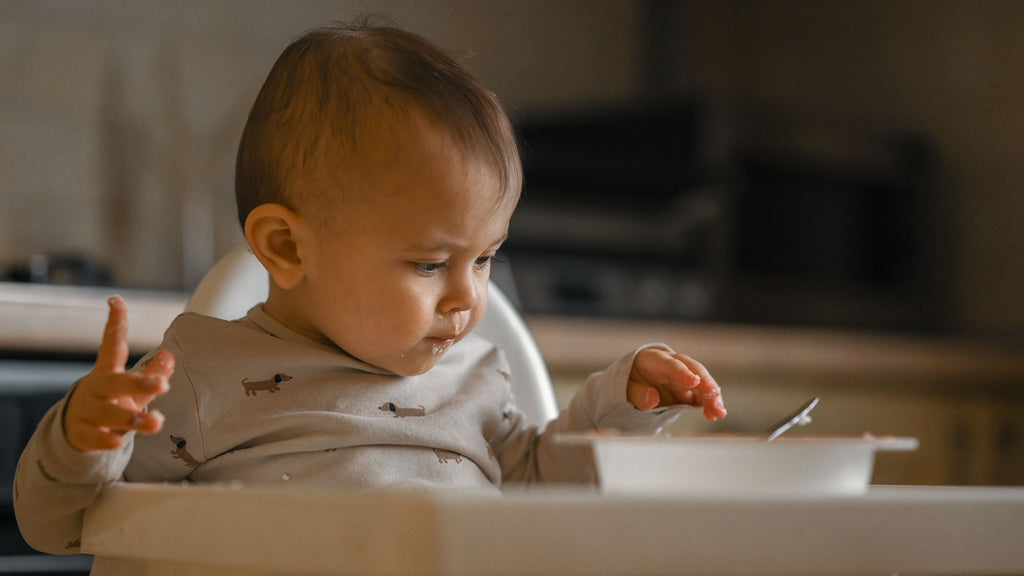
[80,246,560,575]
[185,244,559,427]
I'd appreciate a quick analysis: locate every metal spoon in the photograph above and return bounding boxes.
[766,397,819,441]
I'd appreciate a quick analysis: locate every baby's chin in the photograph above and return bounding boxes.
[380,352,446,378]
[350,332,466,376]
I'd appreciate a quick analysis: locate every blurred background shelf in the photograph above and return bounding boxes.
[526,315,1024,488]
[529,315,1024,387]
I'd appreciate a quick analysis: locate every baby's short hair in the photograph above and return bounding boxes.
[235,22,522,228]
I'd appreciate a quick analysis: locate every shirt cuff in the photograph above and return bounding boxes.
[577,343,690,434]
[40,391,134,484]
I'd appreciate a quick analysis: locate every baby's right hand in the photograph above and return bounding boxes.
[63,296,174,452]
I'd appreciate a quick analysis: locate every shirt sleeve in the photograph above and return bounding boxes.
[12,328,195,555]
[493,343,688,485]
[12,384,135,555]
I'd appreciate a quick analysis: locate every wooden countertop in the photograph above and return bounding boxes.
[0,282,186,356]
[3,282,1022,391]
[526,315,1024,388]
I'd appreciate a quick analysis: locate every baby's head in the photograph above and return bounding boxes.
[235,22,521,376]
[235,22,521,230]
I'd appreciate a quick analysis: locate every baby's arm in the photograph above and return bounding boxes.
[496,344,725,484]
[13,297,173,554]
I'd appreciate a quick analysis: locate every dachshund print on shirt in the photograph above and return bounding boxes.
[242,373,292,396]
[170,435,200,467]
[378,402,426,418]
[433,448,463,464]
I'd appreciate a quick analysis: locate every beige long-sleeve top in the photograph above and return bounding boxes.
[15,306,684,558]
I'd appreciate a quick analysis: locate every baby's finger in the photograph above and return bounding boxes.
[89,371,169,401]
[65,421,127,452]
[140,350,176,379]
[672,354,717,396]
[124,409,165,435]
[635,348,702,389]
[94,296,130,374]
[645,352,704,405]
[131,352,176,408]
[626,380,661,411]
[77,399,165,435]
[674,354,727,421]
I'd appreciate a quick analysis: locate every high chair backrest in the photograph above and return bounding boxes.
[185,244,559,428]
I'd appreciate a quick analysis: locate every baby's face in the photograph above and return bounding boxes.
[289,116,516,376]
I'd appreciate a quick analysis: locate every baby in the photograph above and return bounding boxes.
[15,22,726,558]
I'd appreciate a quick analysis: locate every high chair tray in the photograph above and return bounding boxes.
[83,482,1024,576]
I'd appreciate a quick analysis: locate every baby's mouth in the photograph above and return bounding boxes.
[427,313,467,354]
[427,336,456,355]
[427,328,462,354]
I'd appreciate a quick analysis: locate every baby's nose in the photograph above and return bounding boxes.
[441,273,480,313]
[438,310,469,332]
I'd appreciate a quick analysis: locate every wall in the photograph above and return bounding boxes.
[0,0,645,288]
[2,0,1022,339]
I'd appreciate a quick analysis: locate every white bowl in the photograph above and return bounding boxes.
[559,434,918,497]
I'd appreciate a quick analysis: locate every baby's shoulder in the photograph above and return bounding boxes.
[166,310,256,337]
[157,312,309,397]
[161,311,270,359]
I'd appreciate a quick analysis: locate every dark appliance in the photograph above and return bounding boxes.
[507,104,718,320]
[507,103,945,331]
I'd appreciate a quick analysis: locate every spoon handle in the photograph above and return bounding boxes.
[766,397,819,441]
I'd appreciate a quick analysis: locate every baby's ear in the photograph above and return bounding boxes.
[244,203,306,290]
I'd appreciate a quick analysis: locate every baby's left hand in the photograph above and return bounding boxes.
[626,348,727,421]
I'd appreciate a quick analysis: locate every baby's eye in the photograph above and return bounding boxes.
[415,262,446,275]
[474,255,493,269]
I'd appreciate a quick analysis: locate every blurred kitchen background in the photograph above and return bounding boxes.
[4,0,1024,333]
[4,0,1024,498]
[0,0,1020,326]
[2,1,1024,570]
